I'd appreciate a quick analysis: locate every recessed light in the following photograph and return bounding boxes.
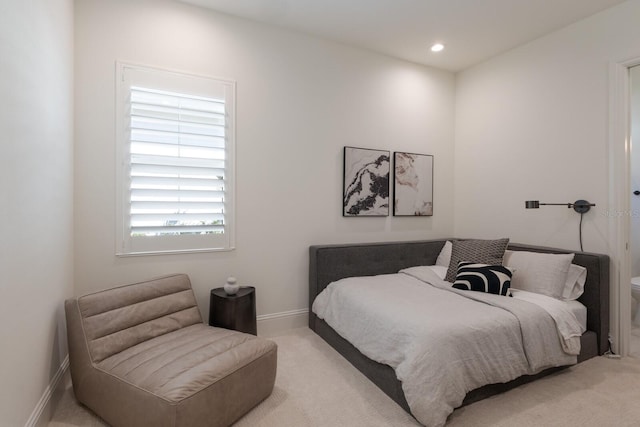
[430,43,444,52]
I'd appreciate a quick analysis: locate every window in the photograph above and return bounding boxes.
[116,63,235,255]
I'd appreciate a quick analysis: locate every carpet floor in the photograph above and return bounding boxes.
[50,327,640,427]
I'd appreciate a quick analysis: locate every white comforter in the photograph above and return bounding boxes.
[312,266,583,427]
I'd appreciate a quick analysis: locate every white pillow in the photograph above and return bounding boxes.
[435,241,452,267]
[428,265,448,280]
[503,250,574,299]
[563,264,587,300]
[400,265,448,280]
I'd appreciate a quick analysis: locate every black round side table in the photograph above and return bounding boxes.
[208,286,257,335]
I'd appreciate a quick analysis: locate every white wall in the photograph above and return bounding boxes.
[0,0,74,425]
[455,0,640,256]
[74,0,455,321]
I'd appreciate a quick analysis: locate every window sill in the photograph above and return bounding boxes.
[116,246,236,257]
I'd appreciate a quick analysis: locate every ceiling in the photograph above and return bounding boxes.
[178,0,626,72]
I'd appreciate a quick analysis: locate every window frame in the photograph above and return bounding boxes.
[115,62,236,256]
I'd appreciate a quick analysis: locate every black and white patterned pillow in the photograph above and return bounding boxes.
[445,238,509,282]
[452,262,513,296]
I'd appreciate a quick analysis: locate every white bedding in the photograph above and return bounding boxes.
[567,299,587,330]
[426,264,587,329]
[312,266,582,427]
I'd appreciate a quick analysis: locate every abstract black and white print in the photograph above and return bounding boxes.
[393,152,433,216]
[343,147,390,216]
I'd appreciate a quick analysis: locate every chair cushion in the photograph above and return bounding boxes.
[97,323,276,402]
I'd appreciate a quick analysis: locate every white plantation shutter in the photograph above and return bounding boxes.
[117,64,235,255]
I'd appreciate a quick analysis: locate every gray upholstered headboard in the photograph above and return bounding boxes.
[309,238,610,355]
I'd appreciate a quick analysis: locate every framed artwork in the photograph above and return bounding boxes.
[343,146,390,216]
[393,152,433,216]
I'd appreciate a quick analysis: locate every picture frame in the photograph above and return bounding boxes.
[393,152,433,216]
[343,146,390,216]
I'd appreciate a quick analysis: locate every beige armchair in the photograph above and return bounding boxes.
[65,274,277,427]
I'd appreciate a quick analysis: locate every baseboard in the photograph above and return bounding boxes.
[25,355,69,427]
[257,308,309,337]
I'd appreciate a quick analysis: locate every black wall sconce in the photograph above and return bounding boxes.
[525,199,596,251]
[525,200,595,213]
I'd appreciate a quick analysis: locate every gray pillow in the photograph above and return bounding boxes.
[445,238,510,282]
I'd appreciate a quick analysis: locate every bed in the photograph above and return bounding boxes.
[308,239,609,426]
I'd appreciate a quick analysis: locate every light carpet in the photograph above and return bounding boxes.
[50,327,640,427]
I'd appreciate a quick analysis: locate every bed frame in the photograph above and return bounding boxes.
[308,239,609,413]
